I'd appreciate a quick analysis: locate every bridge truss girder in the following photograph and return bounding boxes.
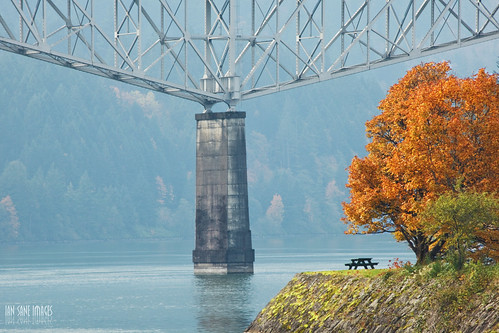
[0,0,498,109]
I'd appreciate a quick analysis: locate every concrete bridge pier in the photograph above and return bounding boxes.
[192,111,254,274]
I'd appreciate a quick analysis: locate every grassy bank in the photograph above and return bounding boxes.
[246,262,498,332]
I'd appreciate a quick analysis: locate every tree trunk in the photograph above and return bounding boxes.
[412,233,437,265]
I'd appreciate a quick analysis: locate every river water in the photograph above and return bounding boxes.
[0,235,413,332]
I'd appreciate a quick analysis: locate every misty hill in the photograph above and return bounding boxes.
[0,43,496,242]
[0,53,197,241]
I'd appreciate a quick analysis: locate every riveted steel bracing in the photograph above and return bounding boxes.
[1,0,498,109]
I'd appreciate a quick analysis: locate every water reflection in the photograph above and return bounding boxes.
[194,274,254,333]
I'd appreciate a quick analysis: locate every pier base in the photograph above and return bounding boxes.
[192,111,254,274]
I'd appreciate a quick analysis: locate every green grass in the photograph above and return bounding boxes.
[303,268,386,278]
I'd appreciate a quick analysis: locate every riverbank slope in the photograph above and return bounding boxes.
[246,263,498,332]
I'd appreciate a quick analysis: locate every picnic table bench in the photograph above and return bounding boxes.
[345,258,379,270]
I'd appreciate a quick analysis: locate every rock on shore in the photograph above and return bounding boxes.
[246,265,498,332]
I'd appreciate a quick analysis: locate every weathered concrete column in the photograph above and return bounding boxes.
[192,111,254,274]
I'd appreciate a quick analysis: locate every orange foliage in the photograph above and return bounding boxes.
[342,62,499,263]
[388,258,412,270]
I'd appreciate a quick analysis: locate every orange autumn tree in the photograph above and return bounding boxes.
[342,62,499,264]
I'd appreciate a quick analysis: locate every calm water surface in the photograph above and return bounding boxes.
[0,235,413,332]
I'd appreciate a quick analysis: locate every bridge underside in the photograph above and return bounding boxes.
[0,1,498,107]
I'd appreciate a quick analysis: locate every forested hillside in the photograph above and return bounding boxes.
[0,45,496,242]
[243,77,382,235]
[0,53,197,241]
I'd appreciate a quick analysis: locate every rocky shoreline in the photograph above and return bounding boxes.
[245,265,498,332]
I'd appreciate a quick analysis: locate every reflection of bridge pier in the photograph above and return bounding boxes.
[194,274,253,331]
[192,112,254,274]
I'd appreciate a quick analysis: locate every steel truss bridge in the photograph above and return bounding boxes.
[1,0,498,111]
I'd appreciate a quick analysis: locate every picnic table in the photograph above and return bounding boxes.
[345,258,378,270]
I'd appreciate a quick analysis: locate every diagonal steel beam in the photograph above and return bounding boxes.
[0,0,497,109]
